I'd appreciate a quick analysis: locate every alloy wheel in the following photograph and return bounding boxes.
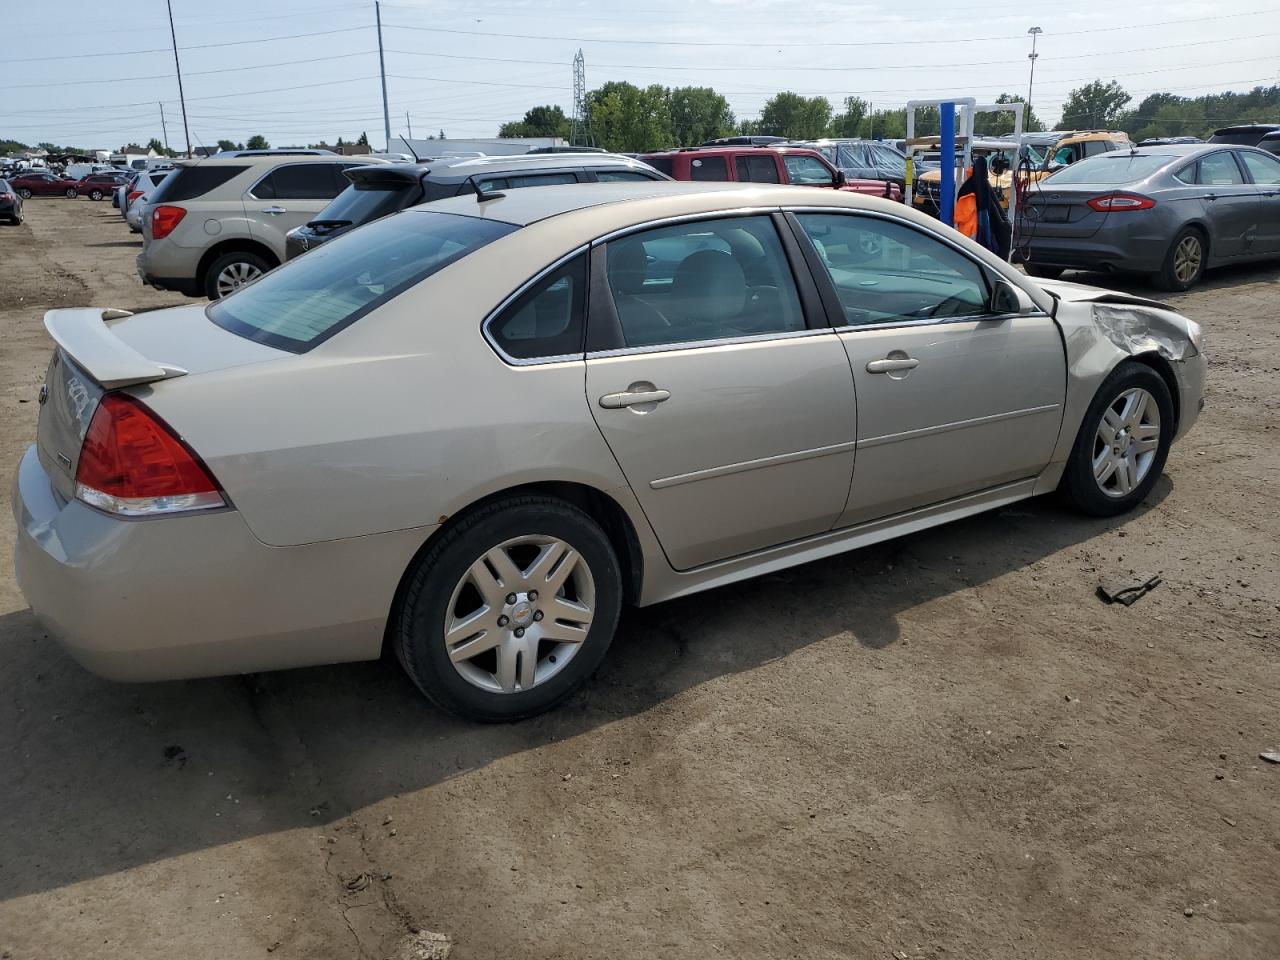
[1173,235,1202,284]
[442,535,595,694]
[215,261,263,297]
[1092,387,1161,498]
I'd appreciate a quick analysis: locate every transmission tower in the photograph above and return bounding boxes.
[571,49,593,147]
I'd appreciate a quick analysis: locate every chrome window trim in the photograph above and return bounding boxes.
[585,326,834,361]
[480,244,591,367]
[590,207,781,246]
[831,311,1047,334]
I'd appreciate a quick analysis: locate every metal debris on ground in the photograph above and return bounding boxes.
[1097,572,1162,606]
[343,872,372,893]
[1261,752,1280,764]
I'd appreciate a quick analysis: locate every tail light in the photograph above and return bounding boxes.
[151,204,187,239]
[75,394,225,517]
[128,189,144,202]
[1087,193,1156,212]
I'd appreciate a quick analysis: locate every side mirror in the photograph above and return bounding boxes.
[990,278,1024,315]
[834,169,847,187]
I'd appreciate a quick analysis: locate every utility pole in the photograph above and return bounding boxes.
[1026,27,1043,121]
[376,1,391,152]
[406,111,413,139]
[158,102,170,154]
[165,0,192,158]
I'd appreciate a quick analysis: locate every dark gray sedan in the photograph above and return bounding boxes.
[1019,144,1280,290]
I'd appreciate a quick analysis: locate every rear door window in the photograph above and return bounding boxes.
[474,172,579,192]
[253,163,347,200]
[208,211,516,352]
[689,156,729,181]
[644,156,674,176]
[735,155,780,183]
[1196,152,1245,185]
[594,169,660,182]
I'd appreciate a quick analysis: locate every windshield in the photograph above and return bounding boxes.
[208,210,516,352]
[1043,153,1174,185]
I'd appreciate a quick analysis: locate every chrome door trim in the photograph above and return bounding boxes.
[585,326,834,360]
[650,439,859,490]
[480,244,590,367]
[857,403,1061,449]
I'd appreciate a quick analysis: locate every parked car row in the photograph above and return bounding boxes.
[7,167,137,200]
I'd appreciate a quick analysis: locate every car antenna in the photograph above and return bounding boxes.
[469,176,505,201]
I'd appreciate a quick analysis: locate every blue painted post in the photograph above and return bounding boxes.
[939,102,956,227]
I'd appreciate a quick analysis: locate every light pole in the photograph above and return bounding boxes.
[1026,27,1043,122]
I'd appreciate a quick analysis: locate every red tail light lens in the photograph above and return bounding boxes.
[1087,193,1156,212]
[128,190,144,201]
[151,204,187,239]
[75,394,225,516]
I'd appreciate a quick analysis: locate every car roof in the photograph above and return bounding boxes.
[345,152,657,184]
[1213,124,1280,134]
[178,153,366,168]
[414,180,899,228]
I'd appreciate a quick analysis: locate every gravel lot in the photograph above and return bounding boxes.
[1,197,1278,960]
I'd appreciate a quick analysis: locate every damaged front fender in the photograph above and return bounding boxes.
[1089,302,1203,362]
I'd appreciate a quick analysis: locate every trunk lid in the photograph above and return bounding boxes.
[37,306,284,500]
[1021,184,1116,239]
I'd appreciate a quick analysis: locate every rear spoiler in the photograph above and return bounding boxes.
[44,309,188,389]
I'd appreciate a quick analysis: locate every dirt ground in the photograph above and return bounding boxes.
[1,198,1277,960]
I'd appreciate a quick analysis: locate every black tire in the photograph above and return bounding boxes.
[202,250,271,300]
[17,188,32,199]
[1154,225,1206,292]
[89,189,104,201]
[64,188,77,199]
[1025,263,1064,280]
[1061,361,1174,517]
[395,495,623,722]
[10,214,21,225]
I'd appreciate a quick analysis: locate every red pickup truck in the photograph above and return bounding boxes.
[639,145,902,201]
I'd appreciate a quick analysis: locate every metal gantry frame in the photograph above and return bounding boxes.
[902,97,1027,260]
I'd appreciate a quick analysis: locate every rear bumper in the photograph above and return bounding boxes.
[12,445,431,682]
[1019,229,1171,275]
[135,252,200,296]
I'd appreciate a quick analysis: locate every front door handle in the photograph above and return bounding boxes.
[599,388,670,409]
[866,357,919,374]
[261,205,287,215]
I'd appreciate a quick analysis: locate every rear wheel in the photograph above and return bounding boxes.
[1024,263,1064,280]
[1155,226,1205,291]
[395,496,622,722]
[18,188,32,199]
[1061,361,1174,517]
[204,251,270,300]
[89,189,104,201]
[64,188,77,199]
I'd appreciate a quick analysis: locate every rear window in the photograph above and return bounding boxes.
[644,156,674,176]
[148,164,248,203]
[690,156,729,181]
[312,181,417,229]
[1044,153,1174,185]
[207,210,516,352]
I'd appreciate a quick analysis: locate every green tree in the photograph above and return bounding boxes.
[830,96,869,138]
[245,134,271,150]
[587,82,674,152]
[216,139,238,153]
[357,131,370,146]
[1057,80,1131,130]
[756,92,833,140]
[498,105,572,139]
[668,86,734,146]
[971,94,1044,136]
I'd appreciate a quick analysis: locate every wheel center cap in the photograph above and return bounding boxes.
[510,601,534,627]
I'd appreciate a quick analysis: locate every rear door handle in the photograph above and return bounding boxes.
[599,388,670,409]
[261,205,287,215]
[866,357,919,374]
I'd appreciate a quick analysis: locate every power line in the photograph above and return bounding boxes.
[383,9,1280,48]
[4,51,381,90]
[5,25,370,64]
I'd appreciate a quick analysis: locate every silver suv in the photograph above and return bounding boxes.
[136,154,383,299]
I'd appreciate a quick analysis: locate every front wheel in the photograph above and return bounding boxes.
[203,250,270,299]
[395,496,623,721]
[1061,361,1174,517]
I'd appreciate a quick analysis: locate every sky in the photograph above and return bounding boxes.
[5,0,1279,152]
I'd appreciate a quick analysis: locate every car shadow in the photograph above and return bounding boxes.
[1060,260,1280,294]
[0,479,1171,901]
